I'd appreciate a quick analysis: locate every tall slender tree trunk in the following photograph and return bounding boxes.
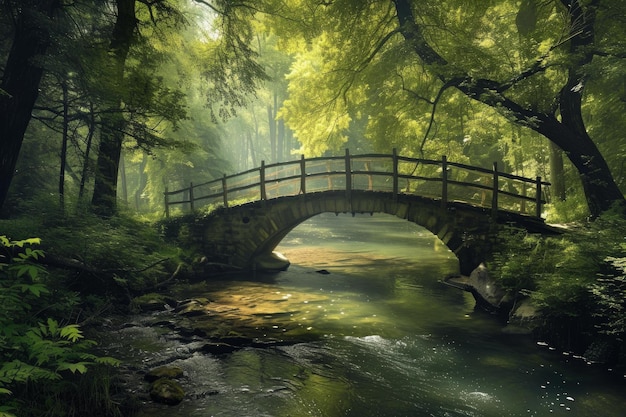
[91,0,136,216]
[59,79,69,211]
[247,131,257,167]
[134,153,148,210]
[549,142,566,201]
[119,154,128,204]
[79,102,97,200]
[277,119,285,162]
[268,103,277,162]
[0,0,60,213]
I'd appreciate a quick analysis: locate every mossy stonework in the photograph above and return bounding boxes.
[181,191,558,275]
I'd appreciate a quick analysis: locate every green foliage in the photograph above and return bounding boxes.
[0,236,120,416]
[1,205,189,306]
[491,214,626,341]
[544,191,590,223]
[590,256,626,339]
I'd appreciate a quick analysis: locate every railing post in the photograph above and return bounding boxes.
[326,161,332,190]
[392,148,398,201]
[391,148,398,201]
[535,176,542,218]
[441,155,448,209]
[189,182,194,212]
[164,187,170,218]
[345,148,352,205]
[491,162,498,218]
[300,155,306,195]
[222,174,228,208]
[260,160,267,200]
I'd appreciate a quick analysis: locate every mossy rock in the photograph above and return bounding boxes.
[145,365,184,382]
[132,293,176,312]
[149,378,185,405]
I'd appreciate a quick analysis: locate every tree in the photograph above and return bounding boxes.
[392,0,623,217]
[0,0,62,213]
[265,0,625,218]
[1,0,267,216]
[90,0,137,216]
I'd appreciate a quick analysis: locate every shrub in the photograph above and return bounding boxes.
[0,236,119,417]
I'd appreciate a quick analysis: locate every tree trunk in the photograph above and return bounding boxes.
[59,79,69,211]
[535,115,622,216]
[79,102,97,200]
[0,1,60,213]
[268,103,277,163]
[91,0,136,216]
[134,153,148,210]
[549,142,566,202]
[278,118,285,162]
[119,153,128,204]
[392,0,624,217]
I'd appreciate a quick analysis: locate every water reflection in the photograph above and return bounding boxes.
[135,213,625,417]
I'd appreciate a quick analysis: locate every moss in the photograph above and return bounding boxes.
[149,378,185,405]
[131,293,176,312]
[145,366,184,382]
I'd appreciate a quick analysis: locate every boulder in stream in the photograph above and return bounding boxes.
[149,377,185,405]
[443,263,512,313]
[466,263,509,310]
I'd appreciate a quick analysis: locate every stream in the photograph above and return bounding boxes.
[104,213,625,417]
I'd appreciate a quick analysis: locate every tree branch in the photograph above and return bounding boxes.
[192,0,222,15]
[418,80,456,157]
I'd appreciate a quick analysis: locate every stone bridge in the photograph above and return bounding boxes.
[180,190,557,275]
[163,150,556,275]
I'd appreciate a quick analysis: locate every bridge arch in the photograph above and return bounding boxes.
[193,190,528,275]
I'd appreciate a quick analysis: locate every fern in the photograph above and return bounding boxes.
[0,236,119,409]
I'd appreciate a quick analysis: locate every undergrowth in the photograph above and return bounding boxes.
[490,210,626,358]
[0,237,121,417]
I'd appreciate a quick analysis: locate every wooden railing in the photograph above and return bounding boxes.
[164,149,550,219]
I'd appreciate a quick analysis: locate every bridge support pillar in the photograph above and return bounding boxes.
[252,251,290,271]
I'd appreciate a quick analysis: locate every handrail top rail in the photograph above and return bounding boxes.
[165,150,550,196]
[163,149,550,220]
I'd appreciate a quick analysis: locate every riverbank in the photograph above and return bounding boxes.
[444,267,626,379]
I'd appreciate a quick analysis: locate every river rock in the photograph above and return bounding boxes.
[466,263,510,311]
[132,293,177,312]
[145,365,184,382]
[201,342,237,355]
[149,378,185,405]
[503,297,540,334]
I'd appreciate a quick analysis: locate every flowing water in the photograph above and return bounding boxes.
[129,213,625,417]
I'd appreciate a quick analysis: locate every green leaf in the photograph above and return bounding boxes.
[94,356,121,367]
[59,324,83,342]
[47,318,59,337]
[18,283,49,297]
[56,362,89,374]
[21,238,41,246]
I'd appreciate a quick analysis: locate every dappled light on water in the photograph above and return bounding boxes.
[127,213,625,417]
